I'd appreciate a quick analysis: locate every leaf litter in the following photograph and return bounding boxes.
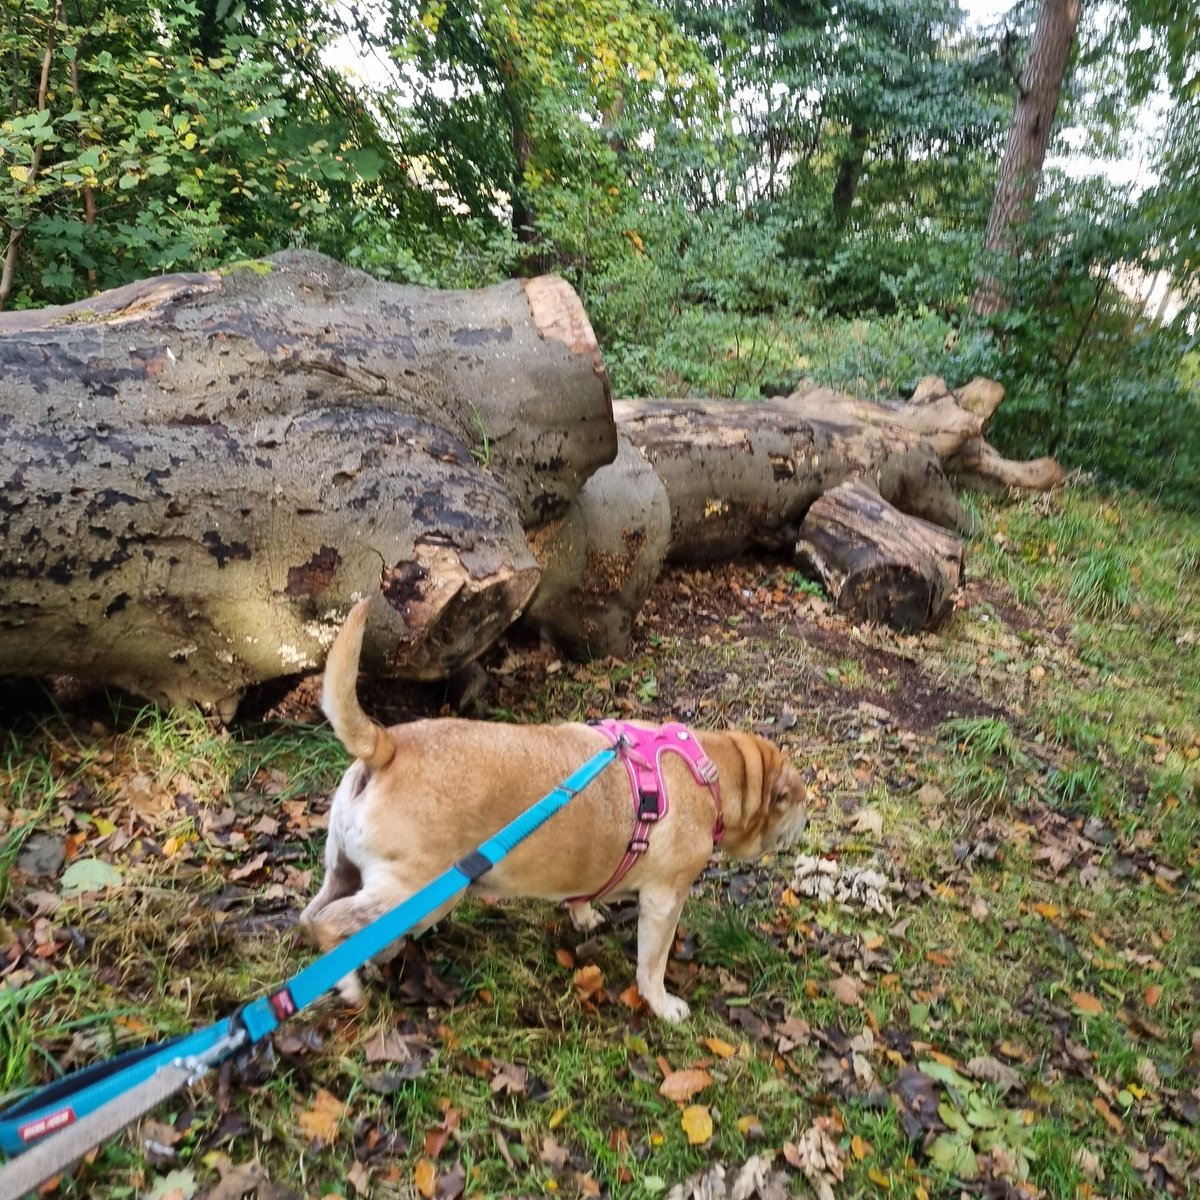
[2,508,1199,1198]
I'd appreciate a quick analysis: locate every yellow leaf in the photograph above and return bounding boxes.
[702,1037,737,1059]
[548,1106,570,1130]
[8,165,29,183]
[297,1087,344,1145]
[681,1104,712,1145]
[1143,984,1162,1008]
[660,1069,712,1103]
[1034,902,1060,919]
[916,1188,929,1200]
[852,1134,873,1160]
[868,1166,891,1189]
[1071,991,1104,1016]
[414,1158,437,1198]
[736,1114,762,1136]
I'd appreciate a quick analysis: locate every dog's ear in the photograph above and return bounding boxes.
[769,757,804,810]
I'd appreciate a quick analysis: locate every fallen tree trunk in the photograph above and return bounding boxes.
[0,408,539,714]
[615,395,969,562]
[616,376,1061,563]
[0,251,615,527]
[795,478,965,631]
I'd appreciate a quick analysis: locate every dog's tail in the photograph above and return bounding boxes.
[322,599,395,771]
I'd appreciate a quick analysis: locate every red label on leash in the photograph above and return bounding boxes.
[19,1106,76,1142]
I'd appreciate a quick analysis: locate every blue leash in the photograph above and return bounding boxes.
[0,744,618,1185]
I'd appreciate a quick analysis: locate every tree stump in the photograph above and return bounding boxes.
[794,479,965,632]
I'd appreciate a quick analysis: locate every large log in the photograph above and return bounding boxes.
[0,408,539,714]
[615,394,969,562]
[795,478,965,631]
[0,251,615,527]
[616,376,1061,563]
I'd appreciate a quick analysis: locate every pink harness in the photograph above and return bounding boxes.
[572,720,723,903]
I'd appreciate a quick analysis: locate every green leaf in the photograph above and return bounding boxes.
[60,859,124,896]
[928,1134,979,1180]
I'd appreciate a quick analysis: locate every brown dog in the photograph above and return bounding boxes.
[300,600,807,1020]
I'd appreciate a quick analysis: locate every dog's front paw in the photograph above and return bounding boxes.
[568,901,605,933]
[653,993,691,1023]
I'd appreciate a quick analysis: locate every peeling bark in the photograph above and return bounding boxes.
[0,408,538,712]
[0,250,615,527]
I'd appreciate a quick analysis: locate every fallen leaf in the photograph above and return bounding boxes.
[965,1055,1021,1093]
[848,808,883,838]
[347,1160,370,1196]
[297,1088,345,1146]
[540,1135,570,1169]
[851,1135,873,1160]
[1033,902,1060,919]
[659,1069,713,1102]
[1143,984,1162,1009]
[1093,1096,1124,1134]
[1072,991,1104,1017]
[143,1170,198,1200]
[414,1158,437,1198]
[203,1159,267,1200]
[970,896,990,921]
[618,984,644,1010]
[363,1030,413,1065]
[573,964,605,1001]
[702,1036,737,1058]
[555,948,574,969]
[736,1114,764,1138]
[60,857,123,896]
[868,1165,891,1189]
[830,975,862,1006]
[681,1105,713,1145]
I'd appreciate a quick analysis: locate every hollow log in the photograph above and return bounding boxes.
[523,436,670,657]
[0,251,615,527]
[0,408,539,713]
[795,479,964,632]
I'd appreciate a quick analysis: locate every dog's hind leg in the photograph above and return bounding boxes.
[635,884,691,1022]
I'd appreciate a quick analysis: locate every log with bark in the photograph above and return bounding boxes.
[615,374,1061,565]
[795,479,965,632]
[0,252,1068,705]
[0,407,539,715]
[0,250,615,527]
[524,436,670,657]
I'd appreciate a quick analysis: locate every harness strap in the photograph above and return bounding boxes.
[0,744,619,1192]
[571,721,722,904]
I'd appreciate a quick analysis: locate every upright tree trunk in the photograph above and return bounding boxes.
[832,123,868,229]
[972,0,1081,317]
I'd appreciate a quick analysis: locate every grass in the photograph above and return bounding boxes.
[0,481,1197,1198]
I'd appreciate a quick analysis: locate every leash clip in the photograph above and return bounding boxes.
[175,1025,249,1085]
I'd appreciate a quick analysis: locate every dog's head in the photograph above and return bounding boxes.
[720,735,807,858]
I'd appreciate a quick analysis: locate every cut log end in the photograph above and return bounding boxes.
[795,478,965,632]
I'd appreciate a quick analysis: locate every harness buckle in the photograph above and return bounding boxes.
[638,789,661,820]
[629,836,650,854]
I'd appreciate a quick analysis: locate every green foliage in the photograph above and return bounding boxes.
[1066,547,1137,620]
[0,0,415,306]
